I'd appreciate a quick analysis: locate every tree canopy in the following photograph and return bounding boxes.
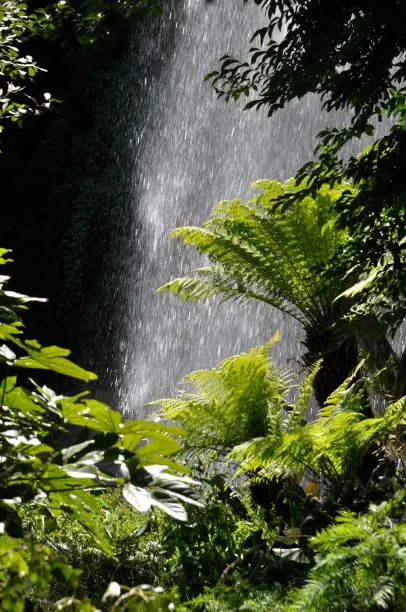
[208,0,406,336]
[0,0,161,141]
[210,0,406,128]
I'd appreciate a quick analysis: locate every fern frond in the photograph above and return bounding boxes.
[319,360,365,419]
[230,432,285,475]
[286,494,406,611]
[160,179,353,328]
[283,359,322,432]
[157,265,306,320]
[156,275,227,302]
[152,332,404,487]
[233,389,405,483]
[150,339,289,452]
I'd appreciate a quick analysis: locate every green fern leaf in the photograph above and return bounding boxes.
[160,179,353,328]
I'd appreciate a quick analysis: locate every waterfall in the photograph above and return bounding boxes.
[111,0,341,417]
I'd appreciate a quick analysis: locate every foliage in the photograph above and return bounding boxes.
[27,478,262,605]
[0,249,202,609]
[151,336,404,491]
[158,178,361,402]
[0,0,162,140]
[286,491,406,611]
[101,582,176,611]
[152,338,405,596]
[150,332,288,453]
[0,535,89,612]
[25,473,270,607]
[152,327,403,503]
[0,1,51,134]
[177,580,288,611]
[209,1,406,125]
[3,0,406,606]
[233,362,405,491]
[160,471,259,598]
[22,490,171,603]
[207,0,406,342]
[158,178,349,330]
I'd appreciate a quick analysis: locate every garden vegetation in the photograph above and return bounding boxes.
[1,0,406,610]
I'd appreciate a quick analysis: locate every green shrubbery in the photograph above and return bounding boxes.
[0,250,202,610]
[1,218,405,609]
[1,185,405,609]
[2,0,406,609]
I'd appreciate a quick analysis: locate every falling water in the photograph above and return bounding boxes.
[112,0,345,417]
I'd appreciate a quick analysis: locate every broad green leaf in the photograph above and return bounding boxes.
[150,497,188,521]
[12,341,97,381]
[60,398,121,432]
[137,453,190,473]
[49,488,114,557]
[121,420,183,452]
[0,323,21,340]
[4,290,46,304]
[335,267,380,300]
[134,435,182,458]
[0,248,12,264]
[61,440,96,461]
[0,344,16,364]
[123,480,188,520]
[39,464,95,493]
[151,483,203,508]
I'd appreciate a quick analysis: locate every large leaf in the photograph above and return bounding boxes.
[60,397,121,432]
[0,322,21,341]
[120,419,184,452]
[12,339,97,382]
[123,482,188,521]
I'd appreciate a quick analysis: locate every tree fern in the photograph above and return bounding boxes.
[158,179,351,330]
[158,179,363,404]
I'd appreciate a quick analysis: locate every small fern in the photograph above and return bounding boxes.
[152,338,405,487]
[232,364,406,484]
[285,491,406,611]
[149,333,290,453]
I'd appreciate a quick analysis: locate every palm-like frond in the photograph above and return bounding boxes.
[152,334,405,485]
[319,360,365,419]
[158,180,352,328]
[149,334,290,452]
[286,492,406,611]
[284,359,322,432]
[233,363,406,483]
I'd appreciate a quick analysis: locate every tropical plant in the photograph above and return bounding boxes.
[159,179,348,326]
[233,362,405,496]
[158,178,363,403]
[0,248,202,608]
[150,332,288,454]
[152,336,402,488]
[153,339,405,544]
[207,0,406,374]
[285,490,406,611]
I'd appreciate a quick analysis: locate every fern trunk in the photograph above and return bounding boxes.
[303,330,359,407]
